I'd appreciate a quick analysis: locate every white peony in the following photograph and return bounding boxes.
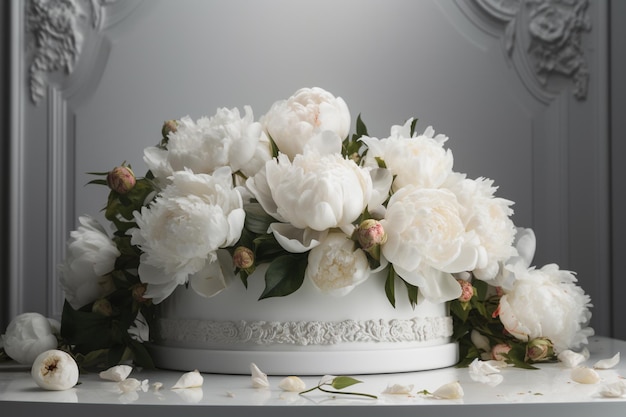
[361,121,453,191]
[445,173,517,281]
[247,149,372,252]
[496,263,594,352]
[59,215,119,309]
[2,313,59,365]
[144,106,271,183]
[381,186,479,303]
[305,232,370,296]
[261,87,350,159]
[131,167,245,303]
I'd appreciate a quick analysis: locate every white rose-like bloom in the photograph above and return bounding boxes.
[381,186,479,303]
[261,87,350,159]
[247,149,372,252]
[445,173,517,281]
[305,232,370,297]
[2,313,58,365]
[144,106,271,183]
[361,121,453,191]
[59,215,119,309]
[497,263,594,352]
[131,167,245,303]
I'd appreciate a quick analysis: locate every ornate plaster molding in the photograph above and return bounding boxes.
[25,0,117,104]
[157,316,453,346]
[472,0,591,100]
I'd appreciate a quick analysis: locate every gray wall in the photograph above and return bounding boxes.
[2,0,621,338]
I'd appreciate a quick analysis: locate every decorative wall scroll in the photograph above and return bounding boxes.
[25,0,118,104]
[473,0,591,100]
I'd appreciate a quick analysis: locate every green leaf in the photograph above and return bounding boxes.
[331,376,363,390]
[87,179,108,186]
[253,234,287,263]
[355,114,369,138]
[504,343,539,369]
[403,280,419,309]
[409,118,419,136]
[384,266,396,308]
[259,254,308,299]
[267,133,280,158]
[61,301,115,352]
[450,299,470,322]
[473,278,489,301]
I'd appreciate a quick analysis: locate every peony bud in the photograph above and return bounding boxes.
[131,284,148,303]
[457,279,474,303]
[491,343,511,361]
[525,337,555,362]
[107,166,136,194]
[92,298,113,317]
[31,349,79,390]
[233,246,255,271]
[161,119,178,140]
[356,219,387,260]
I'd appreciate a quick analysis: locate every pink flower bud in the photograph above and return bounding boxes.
[356,219,387,250]
[233,246,255,270]
[457,279,474,302]
[92,298,113,317]
[162,120,178,139]
[526,337,555,362]
[106,166,136,194]
[132,284,148,303]
[491,343,511,361]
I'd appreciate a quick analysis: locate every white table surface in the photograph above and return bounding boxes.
[1,336,625,417]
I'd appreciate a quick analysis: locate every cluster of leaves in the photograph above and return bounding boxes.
[60,168,158,371]
[450,278,554,369]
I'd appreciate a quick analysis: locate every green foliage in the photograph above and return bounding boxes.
[259,254,308,299]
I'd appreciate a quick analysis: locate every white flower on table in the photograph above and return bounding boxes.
[131,168,245,303]
[261,87,351,160]
[2,312,59,365]
[31,349,79,391]
[59,215,119,310]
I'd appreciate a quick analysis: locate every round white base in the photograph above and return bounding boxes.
[148,342,459,375]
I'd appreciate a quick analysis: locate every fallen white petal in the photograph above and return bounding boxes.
[99,365,133,382]
[31,349,79,391]
[571,367,601,384]
[469,358,503,387]
[558,350,588,368]
[278,376,306,392]
[152,382,163,391]
[593,352,620,369]
[432,381,464,399]
[318,374,336,385]
[118,378,142,393]
[172,369,203,389]
[250,363,269,388]
[382,383,414,395]
[599,380,626,398]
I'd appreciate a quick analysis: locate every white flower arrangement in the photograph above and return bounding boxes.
[0,87,593,371]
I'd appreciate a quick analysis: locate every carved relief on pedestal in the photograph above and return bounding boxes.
[25,0,118,104]
[473,0,591,100]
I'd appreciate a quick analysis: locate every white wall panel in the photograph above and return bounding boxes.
[8,0,611,335]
